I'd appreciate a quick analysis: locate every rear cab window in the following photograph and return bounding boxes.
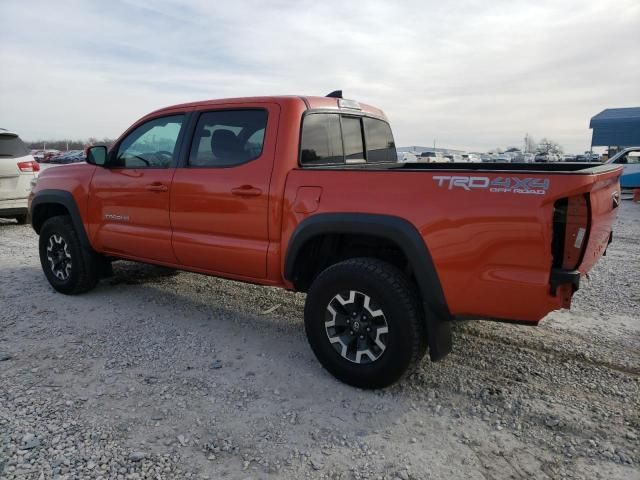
[300,113,396,166]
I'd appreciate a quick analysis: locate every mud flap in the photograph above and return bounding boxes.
[424,302,452,361]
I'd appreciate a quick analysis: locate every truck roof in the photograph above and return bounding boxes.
[149,95,387,120]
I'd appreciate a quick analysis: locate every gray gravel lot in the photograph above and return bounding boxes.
[1,202,639,480]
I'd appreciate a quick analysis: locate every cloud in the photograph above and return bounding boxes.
[0,0,638,152]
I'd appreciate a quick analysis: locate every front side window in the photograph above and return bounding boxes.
[363,117,396,163]
[189,109,268,167]
[115,115,184,168]
[300,114,343,165]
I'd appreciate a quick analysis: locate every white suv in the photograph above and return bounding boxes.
[0,129,40,224]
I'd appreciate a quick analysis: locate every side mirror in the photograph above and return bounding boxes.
[87,146,108,166]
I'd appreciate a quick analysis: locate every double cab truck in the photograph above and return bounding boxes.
[29,92,622,388]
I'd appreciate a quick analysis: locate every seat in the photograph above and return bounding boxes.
[211,129,245,165]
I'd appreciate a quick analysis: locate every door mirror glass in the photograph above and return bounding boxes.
[87,146,107,166]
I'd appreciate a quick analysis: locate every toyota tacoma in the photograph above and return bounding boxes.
[29,92,622,388]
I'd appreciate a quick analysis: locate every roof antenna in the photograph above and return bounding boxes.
[326,90,343,99]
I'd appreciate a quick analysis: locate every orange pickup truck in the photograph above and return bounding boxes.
[29,92,622,388]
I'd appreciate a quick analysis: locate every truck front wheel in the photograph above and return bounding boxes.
[38,215,102,294]
[304,258,427,389]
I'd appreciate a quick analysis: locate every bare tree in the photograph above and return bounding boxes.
[536,138,563,155]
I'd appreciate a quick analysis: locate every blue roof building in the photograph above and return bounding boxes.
[590,107,640,147]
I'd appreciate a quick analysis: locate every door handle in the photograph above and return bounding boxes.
[145,183,168,192]
[231,185,262,197]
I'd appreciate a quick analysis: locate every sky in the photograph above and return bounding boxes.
[1,0,638,153]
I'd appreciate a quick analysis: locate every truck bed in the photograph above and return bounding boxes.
[285,161,622,323]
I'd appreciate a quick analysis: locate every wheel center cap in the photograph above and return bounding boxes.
[352,321,361,331]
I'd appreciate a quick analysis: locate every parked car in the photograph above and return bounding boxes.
[462,153,481,163]
[46,150,86,165]
[494,153,511,162]
[443,153,463,162]
[31,149,45,161]
[418,151,447,163]
[29,93,621,388]
[606,147,640,188]
[562,155,576,162]
[0,129,40,223]
[397,151,417,163]
[535,153,549,162]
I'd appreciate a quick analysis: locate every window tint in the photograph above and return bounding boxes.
[363,117,396,163]
[0,134,29,158]
[341,116,365,162]
[115,115,184,168]
[300,114,343,165]
[189,110,268,167]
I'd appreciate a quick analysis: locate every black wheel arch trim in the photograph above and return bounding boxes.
[30,189,90,247]
[284,212,452,361]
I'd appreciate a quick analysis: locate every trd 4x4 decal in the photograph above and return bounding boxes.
[432,176,550,195]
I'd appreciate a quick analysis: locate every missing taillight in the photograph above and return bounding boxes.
[551,194,590,271]
[551,198,568,269]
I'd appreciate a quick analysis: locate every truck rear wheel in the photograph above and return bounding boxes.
[38,215,102,294]
[304,258,427,389]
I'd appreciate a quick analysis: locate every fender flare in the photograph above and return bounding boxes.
[284,213,452,360]
[30,189,90,248]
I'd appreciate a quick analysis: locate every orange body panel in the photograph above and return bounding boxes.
[30,95,622,323]
[281,167,620,322]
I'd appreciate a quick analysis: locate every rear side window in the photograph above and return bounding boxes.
[342,116,365,163]
[364,117,396,163]
[300,114,343,165]
[189,109,268,167]
[0,134,29,158]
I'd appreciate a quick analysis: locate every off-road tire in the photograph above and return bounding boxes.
[304,257,427,389]
[39,215,102,294]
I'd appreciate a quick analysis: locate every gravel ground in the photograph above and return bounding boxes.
[0,202,638,480]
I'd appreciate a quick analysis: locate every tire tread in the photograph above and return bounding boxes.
[39,215,101,294]
[305,257,428,388]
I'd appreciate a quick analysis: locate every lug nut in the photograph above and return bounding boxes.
[360,335,365,339]
[366,327,371,332]
[350,330,354,335]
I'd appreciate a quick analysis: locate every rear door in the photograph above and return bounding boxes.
[88,114,186,263]
[170,104,279,278]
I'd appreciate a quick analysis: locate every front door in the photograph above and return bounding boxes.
[170,105,279,278]
[88,114,186,263]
